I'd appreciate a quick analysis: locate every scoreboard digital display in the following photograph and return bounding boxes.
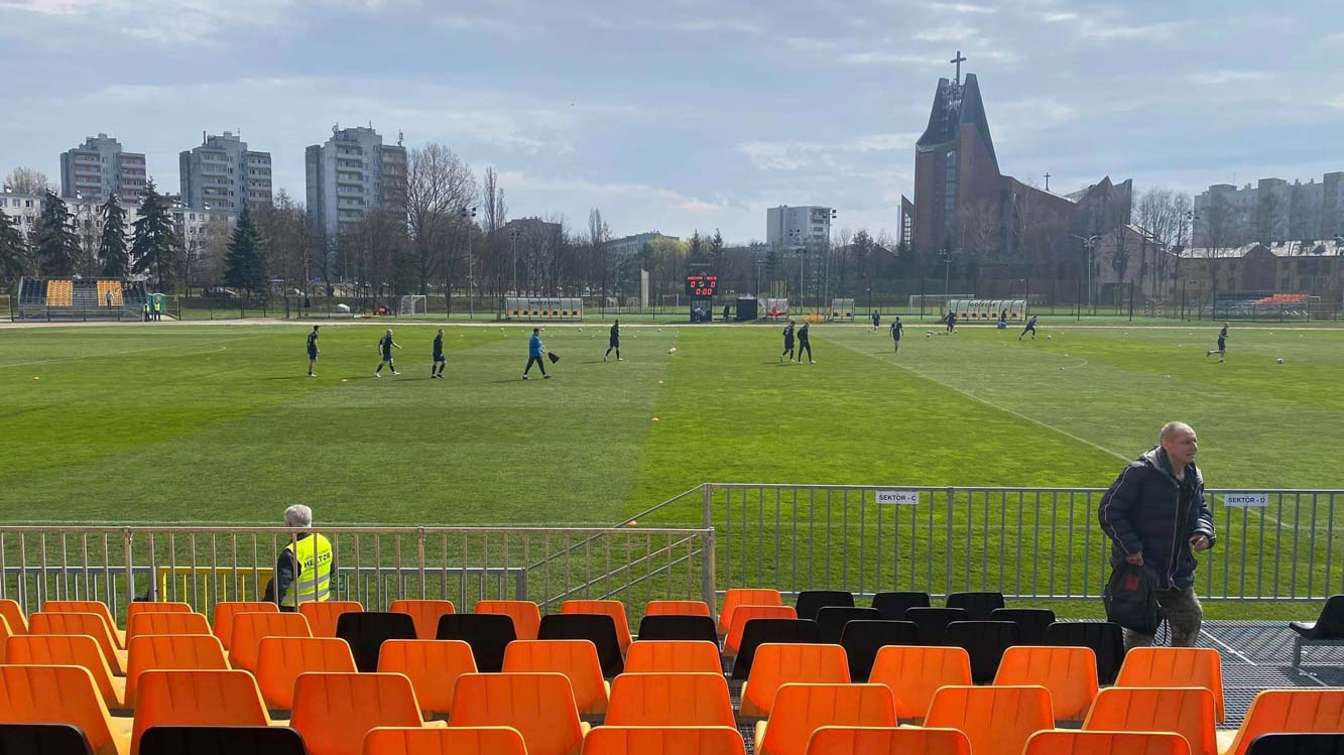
[686,273,718,298]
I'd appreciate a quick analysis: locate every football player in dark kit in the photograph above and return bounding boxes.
[374,329,401,377]
[796,321,814,364]
[1019,314,1038,340]
[890,317,903,353]
[306,325,320,377]
[1206,323,1228,364]
[604,320,622,362]
[431,328,446,378]
[780,319,795,363]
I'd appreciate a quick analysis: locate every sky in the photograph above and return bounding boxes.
[1,0,1342,244]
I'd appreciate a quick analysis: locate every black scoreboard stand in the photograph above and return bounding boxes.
[686,268,718,324]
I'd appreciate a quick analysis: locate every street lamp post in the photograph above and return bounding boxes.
[1071,233,1101,312]
[459,205,477,319]
[509,226,520,296]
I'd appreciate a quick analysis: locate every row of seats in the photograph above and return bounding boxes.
[5,723,1340,755]
[2,662,1341,755]
[47,279,74,307]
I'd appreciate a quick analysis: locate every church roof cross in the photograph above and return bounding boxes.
[950,50,967,85]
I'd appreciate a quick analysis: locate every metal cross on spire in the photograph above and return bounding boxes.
[950,50,967,85]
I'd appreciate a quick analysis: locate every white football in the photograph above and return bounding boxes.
[668,347,677,354]
[1046,335,1052,340]
[1277,358,1285,364]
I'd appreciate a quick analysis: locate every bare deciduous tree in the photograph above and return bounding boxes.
[407,144,476,302]
[4,167,51,196]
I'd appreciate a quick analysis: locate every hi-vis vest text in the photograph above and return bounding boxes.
[280,533,332,607]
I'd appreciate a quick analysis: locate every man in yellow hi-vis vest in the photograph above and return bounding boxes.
[263,504,334,610]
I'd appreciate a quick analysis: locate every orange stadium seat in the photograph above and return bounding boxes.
[212,601,279,650]
[606,672,735,727]
[583,727,746,755]
[132,669,270,755]
[754,684,897,755]
[719,589,784,635]
[389,600,455,640]
[291,672,425,755]
[805,726,971,755]
[363,727,527,755]
[645,600,712,617]
[44,600,125,647]
[1023,730,1190,755]
[474,600,541,641]
[300,601,364,638]
[377,639,477,718]
[256,636,358,710]
[502,639,610,716]
[0,616,15,662]
[994,645,1099,722]
[0,665,128,755]
[29,611,127,674]
[924,686,1054,755]
[724,606,797,656]
[1218,689,1344,755]
[6,633,124,709]
[126,612,210,643]
[449,673,588,755]
[228,612,312,672]
[868,645,972,722]
[1115,647,1227,722]
[624,640,723,673]
[0,600,28,635]
[1082,687,1217,755]
[741,643,850,718]
[124,634,229,707]
[561,600,632,653]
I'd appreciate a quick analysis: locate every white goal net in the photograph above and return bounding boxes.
[398,295,428,317]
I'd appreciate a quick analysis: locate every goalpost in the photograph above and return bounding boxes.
[398,295,427,317]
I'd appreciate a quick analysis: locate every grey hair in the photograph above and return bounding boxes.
[1159,421,1194,443]
[284,504,313,528]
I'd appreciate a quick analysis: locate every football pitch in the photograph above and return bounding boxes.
[3,318,1341,526]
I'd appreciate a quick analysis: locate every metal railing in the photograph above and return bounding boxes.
[640,483,1343,603]
[0,524,714,626]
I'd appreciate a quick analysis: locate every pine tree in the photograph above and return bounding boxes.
[222,204,267,298]
[31,191,79,276]
[0,207,30,287]
[97,193,129,277]
[709,228,724,269]
[131,182,179,291]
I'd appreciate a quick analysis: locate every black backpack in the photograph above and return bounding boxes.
[1104,562,1163,635]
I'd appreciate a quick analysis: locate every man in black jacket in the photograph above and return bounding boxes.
[1099,421,1215,649]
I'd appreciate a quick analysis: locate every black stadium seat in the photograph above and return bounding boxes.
[730,618,819,679]
[538,613,624,676]
[945,591,1005,621]
[871,591,930,620]
[336,611,417,672]
[795,590,855,621]
[815,606,882,644]
[989,608,1056,645]
[945,620,1019,683]
[1290,595,1344,667]
[905,607,968,645]
[139,726,306,755]
[0,724,93,755]
[1247,734,1344,755]
[1043,620,1125,685]
[637,614,717,643]
[437,613,516,673]
[839,620,918,682]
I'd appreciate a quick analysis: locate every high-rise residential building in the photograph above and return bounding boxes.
[606,231,680,258]
[59,134,147,204]
[1193,173,1344,247]
[767,205,833,247]
[179,131,272,212]
[305,125,407,239]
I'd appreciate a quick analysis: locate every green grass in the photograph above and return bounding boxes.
[3,320,1342,616]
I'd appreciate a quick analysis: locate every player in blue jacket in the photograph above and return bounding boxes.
[524,328,549,379]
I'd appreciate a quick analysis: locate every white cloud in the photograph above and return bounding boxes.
[1187,71,1273,85]
[915,24,980,43]
[841,51,940,66]
[738,132,917,171]
[1078,20,1183,41]
[1041,11,1078,23]
[923,2,997,14]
